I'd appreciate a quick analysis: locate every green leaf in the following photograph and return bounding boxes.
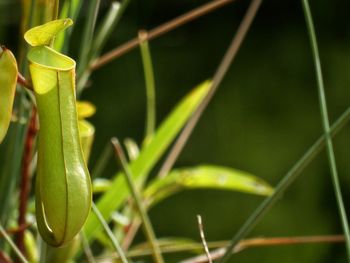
[0,47,18,143]
[145,165,274,207]
[83,80,211,241]
[24,18,73,47]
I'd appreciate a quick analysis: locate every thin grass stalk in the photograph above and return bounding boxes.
[95,234,345,262]
[217,107,350,263]
[80,232,96,263]
[91,142,113,179]
[91,203,128,263]
[77,0,131,92]
[0,224,28,263]
[111,138,164,263]
[77,0,101,76]
[90,0,131,60]
[16,108,37,255]
[301,0,350,260]
[183,235,345,263]
[139,30,156,141]
[157,0,262,178]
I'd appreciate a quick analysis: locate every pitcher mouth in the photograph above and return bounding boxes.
[27,46,76,71]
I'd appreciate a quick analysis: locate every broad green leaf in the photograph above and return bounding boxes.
[24,18,73,47]
[145,165,274,207]
[0,47,17,143]
[83,80,211,241]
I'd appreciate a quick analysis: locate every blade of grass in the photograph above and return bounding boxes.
[78,0,131,92]
[301,0,350,261]
[54,0,83,52]
[80,232,96,263]
[91,0,236,70]
[0,224,28,263]
[90,0,130,60]
[157,0,262,178]
[139,30,156,142]
[77,0,101,77]
[217,106,350,263]
[91,203,128,263]
[111,138,164,263]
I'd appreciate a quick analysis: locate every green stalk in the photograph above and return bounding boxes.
[80,232,96,263]
[111,138,164,263]
[218,105,350,263]
[0,224,28,263]
[91,203,128,263]
[139,31,156,142]
[301,0,350,260]
[77,0,101,77]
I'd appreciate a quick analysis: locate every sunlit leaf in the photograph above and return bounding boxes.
[145,165,274,206]
[84,80,211,241]
[77,101,96,119]
[24,18,73,47]
[0,47,17,144]
[92,178,111,193]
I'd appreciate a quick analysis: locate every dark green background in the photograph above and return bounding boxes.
[2,0,350,262]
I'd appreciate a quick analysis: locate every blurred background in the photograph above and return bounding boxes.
[2,0,350,262]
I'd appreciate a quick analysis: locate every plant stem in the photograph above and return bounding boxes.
[80,232,96,263]
[183,235,345,263]
[0,224,28,263]
[139,30,156,141]
[91,0,236,70]
[197,215,212,263]
[16,108,37,255]
[91,141,113,179]
[111,138,165,263]
[91,203,128,263]
[217,106,350,263]
[301,0,350,261]
[95,234,344,262]
[157,0,262,178]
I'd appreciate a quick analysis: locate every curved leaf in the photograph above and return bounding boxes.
[145,165,274,206]
[24,18,73,47]
[84,80,211,240]
[0,47,17,143]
